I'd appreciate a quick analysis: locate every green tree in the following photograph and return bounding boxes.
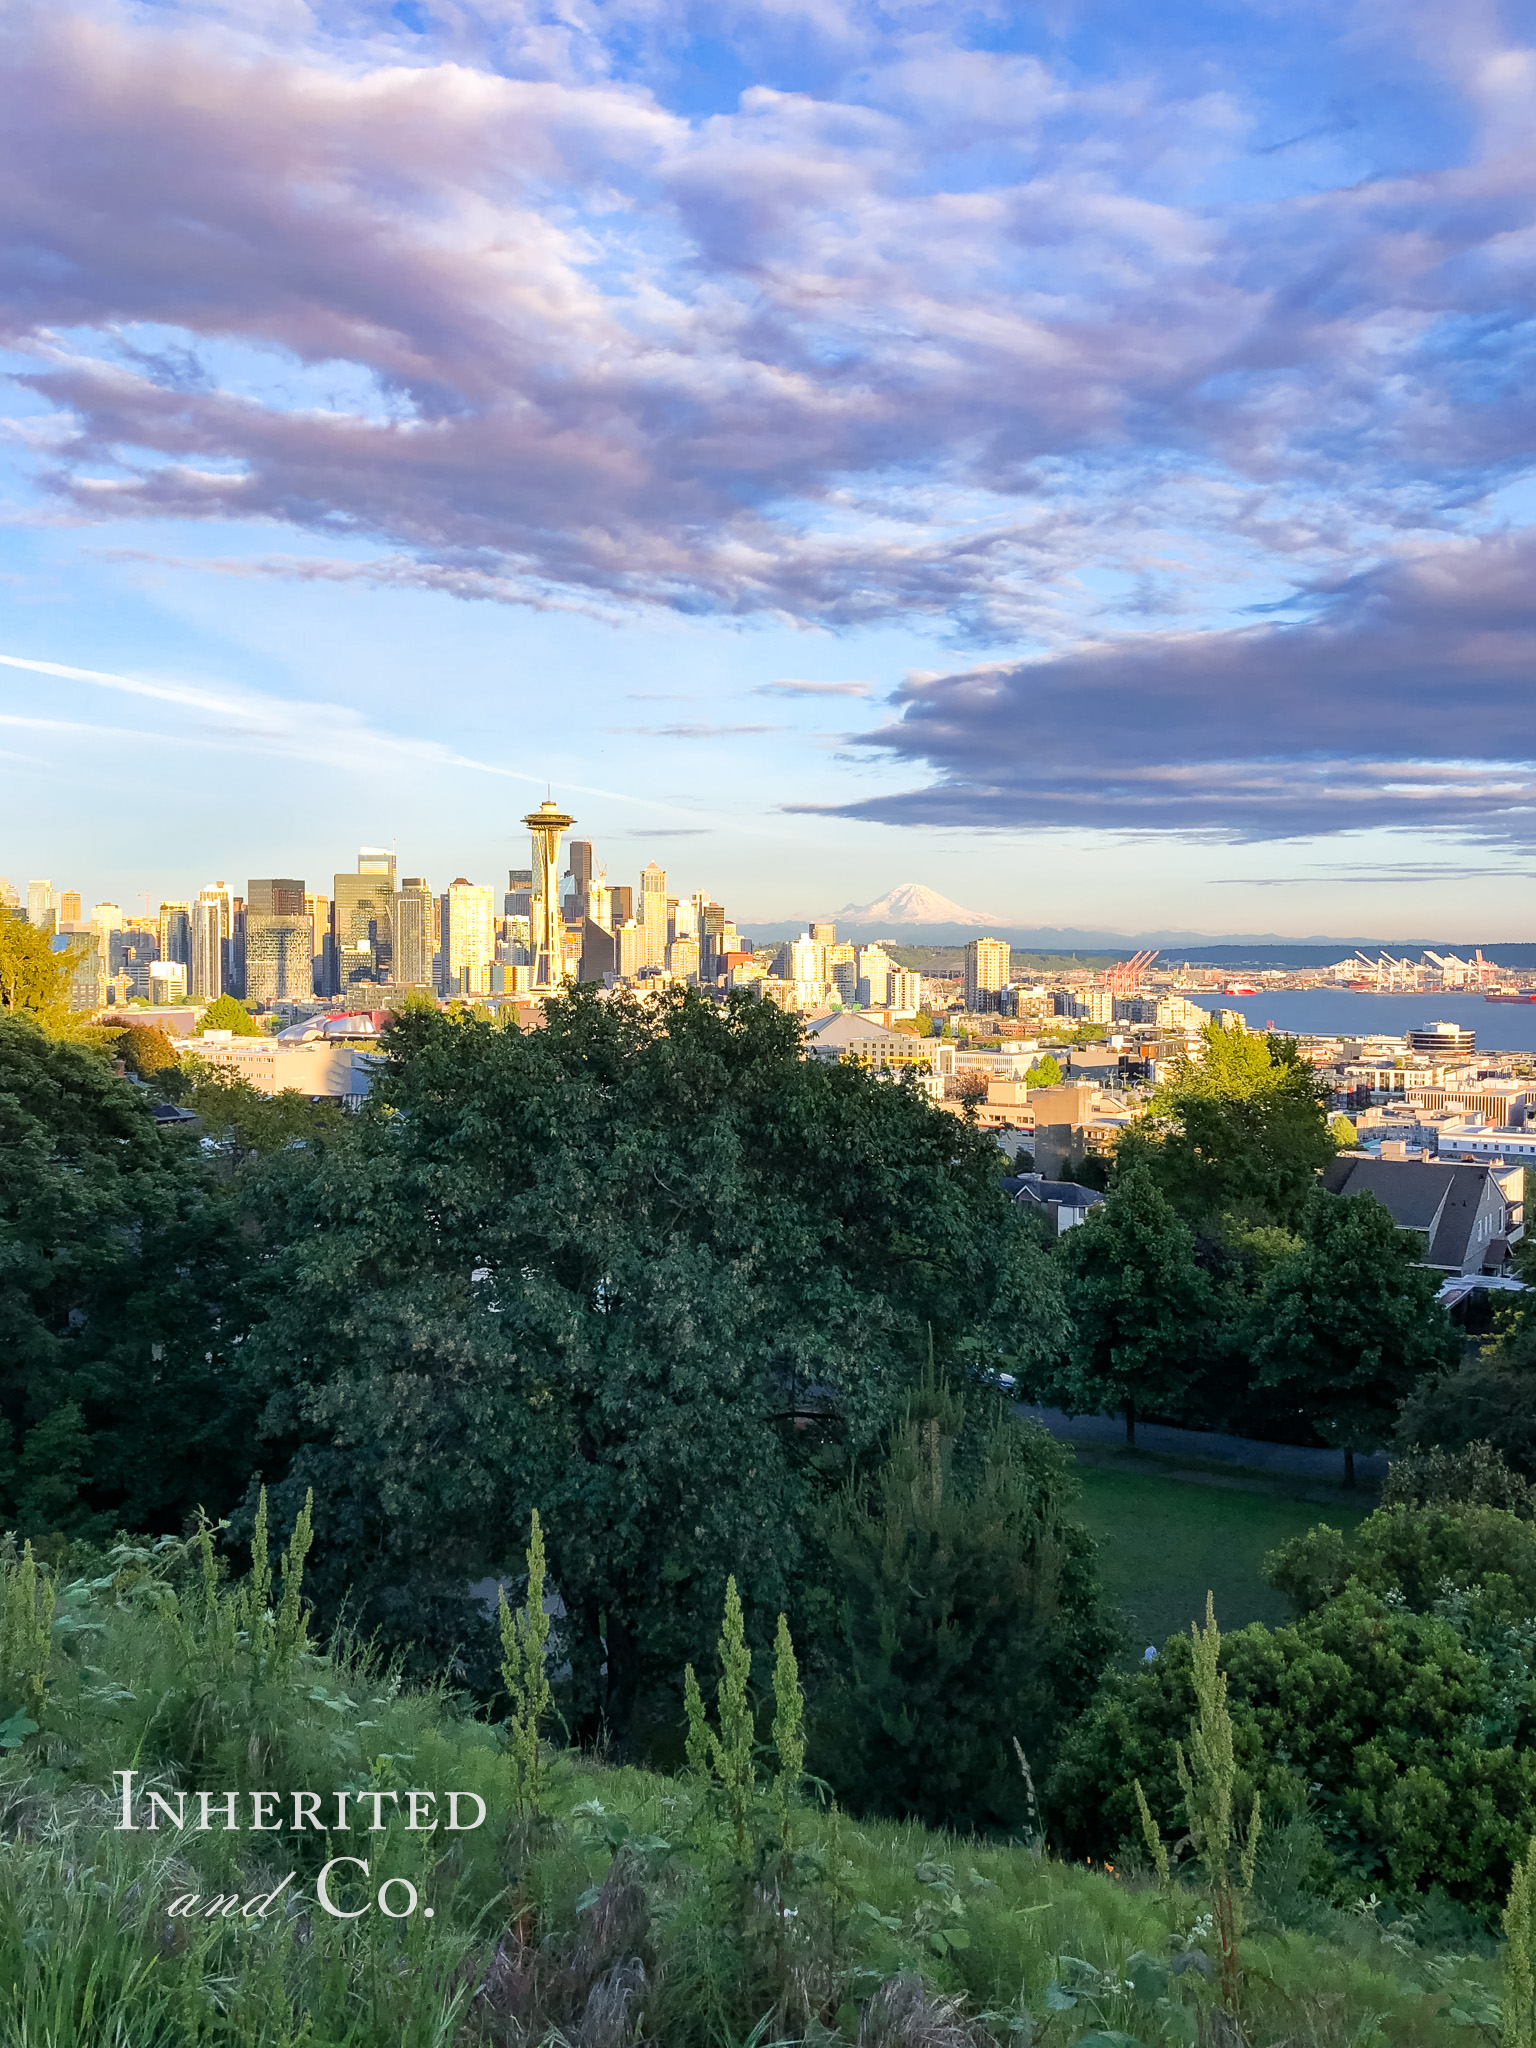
[113,1023,180,1080]
[180,1064,344,1160]
[0,1018,280,1537]
[194,994,262,1036]
[814,1378,1117,1833]
[1054,1167,1211,1444]
[242,986,1065,1740]
[1124,1022,1336,1231]
[1026,1053,1063,1087]
[1251,1189,1457,1483]
[0,912,68,1016]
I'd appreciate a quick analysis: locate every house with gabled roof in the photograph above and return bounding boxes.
[1323,1154,1522,1277]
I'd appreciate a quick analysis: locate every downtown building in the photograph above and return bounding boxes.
[245,878,313,1002]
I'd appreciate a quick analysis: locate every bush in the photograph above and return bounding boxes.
[814,1381,1118,1834]
[1381,1440,1536,1518]
[1052,1501,1536,1915]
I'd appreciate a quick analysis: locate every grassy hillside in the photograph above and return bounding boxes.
[0,1535,1502,2047]
[1074,1465,1367,1652]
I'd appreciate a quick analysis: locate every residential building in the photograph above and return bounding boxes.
[56,929,106,1012]
[1325,1154,1522,1276]
[1011,1175,1106,1234]
[0,878,18,911]
[1055,988,1115,1024]
[439,878,496,995]
[615,920,647,981]
[244,878,312,1003]
[855,942,897,1008]
[190,886,231,1001]
[26,881,54,933]
[667,936,700,982]
[505,868,534,918]
[393,877,435,987]
[964,937,1011,1012]
[58,890,81,923]
[91,901,123,934]
[333,849,396,991]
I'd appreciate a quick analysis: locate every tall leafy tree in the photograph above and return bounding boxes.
[1054,1166,1211,1444]
[0,907,76,1030]
[1251,1188,1458,1482]
[194,994,263,1036]
[243,987,1065,1741]
[1123,1022,1336,1231]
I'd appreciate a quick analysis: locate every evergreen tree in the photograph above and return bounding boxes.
[1055,1166,1211,1444]
[815,1379,1117,1834]
[1252,1188,1458,1483]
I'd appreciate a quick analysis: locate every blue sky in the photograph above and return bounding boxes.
[2,0,1535,936]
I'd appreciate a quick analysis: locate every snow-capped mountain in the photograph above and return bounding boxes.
[835,883,998,926]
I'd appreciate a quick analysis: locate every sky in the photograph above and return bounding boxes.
[2,0,1536,938]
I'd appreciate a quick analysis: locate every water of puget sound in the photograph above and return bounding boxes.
[1214,989,1536,1057]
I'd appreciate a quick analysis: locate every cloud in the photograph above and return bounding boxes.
[616,721,783,737]
[758,678,873,698]
[797,530,1536,842]
[1,4,1534,633]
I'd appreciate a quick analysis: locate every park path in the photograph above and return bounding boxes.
[1015,1404,1388,1486]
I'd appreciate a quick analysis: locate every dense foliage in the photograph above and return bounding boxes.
[236,987,1065,1738]
[1050,1500,1536,1913]
[814,1376,1118,1832]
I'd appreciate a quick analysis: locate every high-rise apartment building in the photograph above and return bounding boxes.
[191,888,227,1001]
[91,901,123,933]
[439,878,495,995]
[964,937,1011,1013]
[26,881,53,933]
[158,902,192,970]
[230,895,246,998]
[0,878,19,912]
[245,879,311,1002]
[810,922,836,946]
[393,877,435,987]
[58,890,81,924]
[332,849,396,992]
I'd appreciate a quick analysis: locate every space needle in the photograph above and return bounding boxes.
[523,797,575,989]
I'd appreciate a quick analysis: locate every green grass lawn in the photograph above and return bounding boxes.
[1073,1462,1368,1654]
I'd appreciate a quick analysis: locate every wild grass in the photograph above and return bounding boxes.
[0,1533,1506,2048]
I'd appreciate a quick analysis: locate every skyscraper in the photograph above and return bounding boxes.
[0,879,19,912]
[639,861,667,970]
[964,937,1011,1012]
[523,800,575,988]
[332,849,397,992]
[439,878,495,994]
[393,877,435,987]
[26,881,53,933]
[245,879,311,1002]
[191,888,227,1001]
[58,890,81,924]
[305,892,329,993]
[158,902,192,970]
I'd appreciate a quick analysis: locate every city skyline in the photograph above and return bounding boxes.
[3,4,1536,934]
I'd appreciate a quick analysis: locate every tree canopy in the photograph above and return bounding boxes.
[1122,1022,1336,1230]
[194,993,263,1036]
[242,986,1065,1740]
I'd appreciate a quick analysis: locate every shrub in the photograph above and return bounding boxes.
[814,1381,1117,1835]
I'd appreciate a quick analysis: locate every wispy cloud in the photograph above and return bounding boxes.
[757,679,874,699]
[615,722,784,738]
